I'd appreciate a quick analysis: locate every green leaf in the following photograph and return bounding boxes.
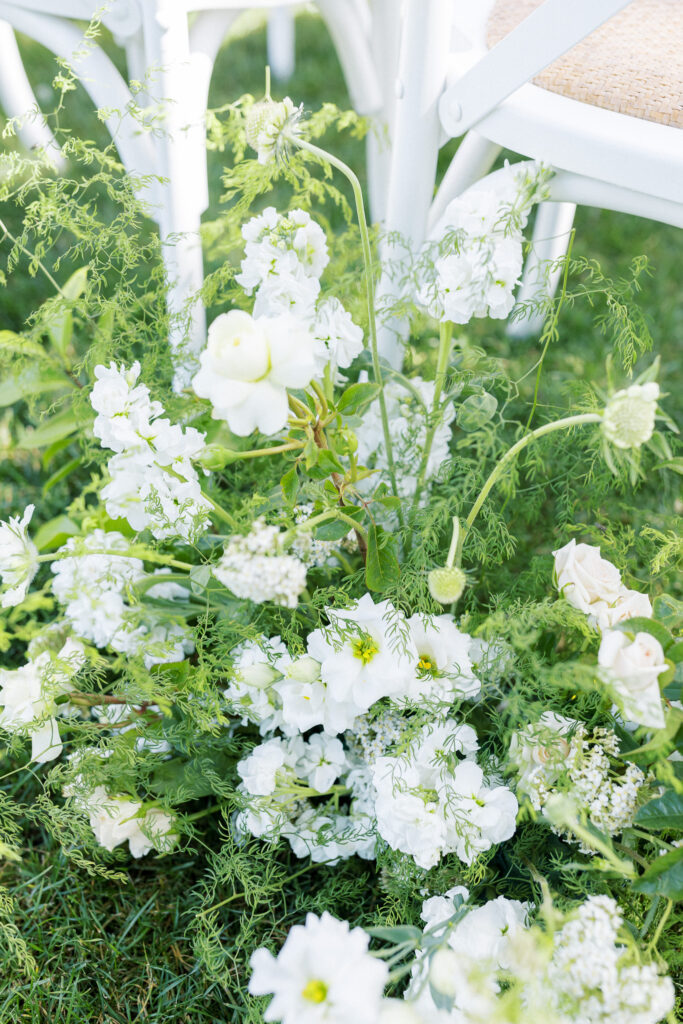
[16,406,82,449]
[365,524,399,592]
[633,847,683,900]
[336,382,379,416]
[653,594,683,631]
[365,925,421,943]
[610,617,673,650]
[46,266,88,356]
[306,449,345,480]
[189,564,211,595]
[280,466,299,505]
[457,391,497,432]
[667,640,683,664]
[0,364,72,407]
[634,790,683,830]
[315,506,363,542]
[33,515,80,552]
[0,329,48,360]
[43,456,83,494]
[654,457,683,476]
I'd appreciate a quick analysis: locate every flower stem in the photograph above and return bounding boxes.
[291,136,403,524]
[456,412,602,566]
[409,319,454,518]
[200,490,241,531]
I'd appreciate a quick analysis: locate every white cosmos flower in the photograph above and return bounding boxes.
[0,504,39,608]
[192,309,318,436]
[307,594,418,717]
[248,911,388,1024]
[598,629,668,729]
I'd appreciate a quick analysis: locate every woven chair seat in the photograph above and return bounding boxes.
[486,0,683,128]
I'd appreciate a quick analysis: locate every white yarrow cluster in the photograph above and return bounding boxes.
[0,504,39,608]
[213,518,308,608]
[91,362,211,542]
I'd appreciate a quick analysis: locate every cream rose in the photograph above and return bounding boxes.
[192,310,317,436]
[598,629,668,728]
[553,539,622,618]
[589,586,653,632]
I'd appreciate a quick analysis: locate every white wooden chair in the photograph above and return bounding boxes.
[0,0,383,388]
[379,0,683,364]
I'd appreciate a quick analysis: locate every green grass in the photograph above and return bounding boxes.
[0,11,681,1023]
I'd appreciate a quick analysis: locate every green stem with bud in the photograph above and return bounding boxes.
[456,412,603,566]
[291,136,403,526]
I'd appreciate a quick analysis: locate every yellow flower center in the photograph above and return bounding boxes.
[302,979,328,1004]
[352,635,379,665]
[418,655,434,673]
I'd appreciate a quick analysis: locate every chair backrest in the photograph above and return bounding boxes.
[441,0,633,136]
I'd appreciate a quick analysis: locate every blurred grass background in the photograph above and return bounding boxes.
[0,10,680,1023]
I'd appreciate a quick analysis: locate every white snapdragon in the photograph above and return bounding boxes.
[0,504,39,608]
[307,594,419,729]
[91,362,211,542]
[249,911,388,1024]
[598,630,668,729]
[372,720,518,869]
[213,518,308,608]
[0,636,84,763]
[192,310,318,436]
[417,165,544,325]
[602,382,660,450]
[355,378,455,503]
[553,538,653,631]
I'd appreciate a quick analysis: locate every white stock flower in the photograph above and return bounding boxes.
[237,206,329,294]
[213,518,308,608]
[307,594,419,722]
[248,911,388,1024]
[602,382,660,450]
[296,733,348,793]
[192,310,318,436]
[0,504,39,608]
[224,636,289,731]
[91,361,162,452]
[312,297,363,371]
[238,738,291,796]
[598,629,668,729]
[0,636,84,763]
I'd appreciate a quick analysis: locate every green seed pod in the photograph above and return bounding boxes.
[428,566,467,605]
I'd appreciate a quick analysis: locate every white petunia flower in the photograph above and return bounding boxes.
[248,911,388,1024]
[192,310,318,436]
[401,613,481,704]
[0,504,39,608]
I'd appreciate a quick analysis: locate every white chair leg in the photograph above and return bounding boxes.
[267,6,295,82]
[427,131,502,233]
[0,20,65,168]
[507,200,577,339]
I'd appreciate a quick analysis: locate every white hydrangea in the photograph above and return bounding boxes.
[0,504,39,608]
[213,518,308,608]
[248,911,388,1024]
[417,164,544,325]
[0,636,84,763]
[306,594,419,729]
[372,719,518,869]
[354,377,455,503]
[91,362,211,542]
[509,720,647,853]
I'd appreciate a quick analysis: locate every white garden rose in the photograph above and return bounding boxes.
[193,310,318,436]
[553,539,622,618]
[590,586,653,631]
[598,629,668,728]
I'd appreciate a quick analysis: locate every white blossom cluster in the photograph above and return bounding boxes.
[193,207,363,437]
[213,518,308,608]
[91,361,211,542]
[355,377,455,503]
[509,714,647,853]
[373,719,518,869]
[51,530,193,666]
[417,164,547,325]
[0,634,84,763]
[552,538,667,728]
[249,894,674,1024]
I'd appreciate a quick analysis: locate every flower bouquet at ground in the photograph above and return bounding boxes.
[0,82,681,1023]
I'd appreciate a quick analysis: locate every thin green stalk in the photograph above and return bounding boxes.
[200,489,241,531]
[646,899,673,953]
[291,136,403,524]
[456,412,602,566]
[409,319,454,517]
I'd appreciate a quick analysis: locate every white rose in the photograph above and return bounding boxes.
[204,310,270,381]
[598,629,668,728]
[589,586,653,631]
[553,539,622,617]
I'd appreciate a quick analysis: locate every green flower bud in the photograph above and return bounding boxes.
[428,567,467,605]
